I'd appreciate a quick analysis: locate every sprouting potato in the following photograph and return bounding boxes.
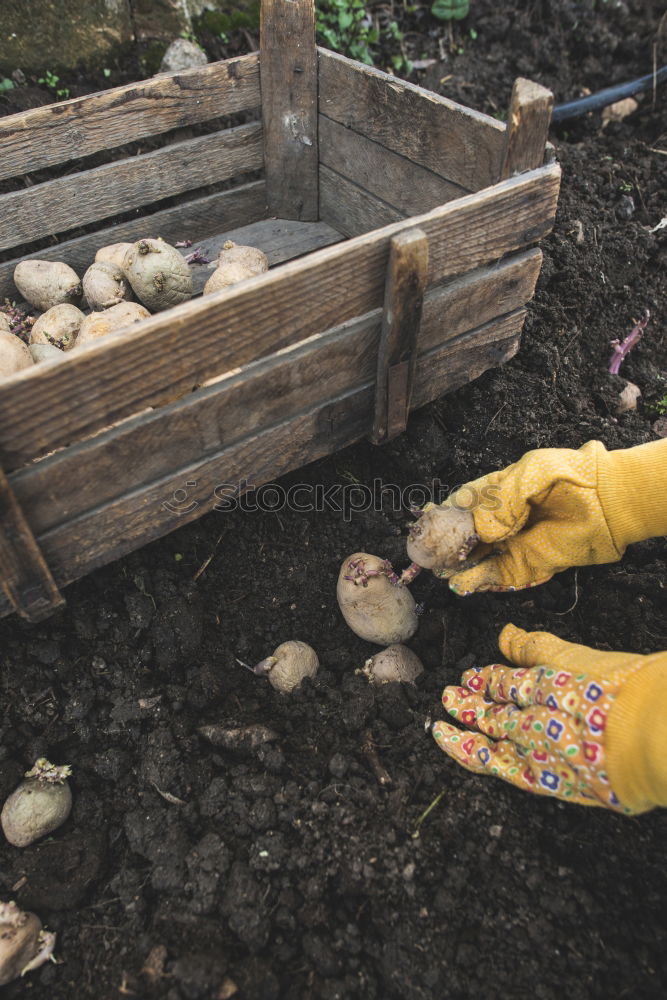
[95,241,134,270]
[360,644,424,686]
[0,330,34,378]
[337,552,418,645]
[30,343,67,364]
[0,901,56,986]
[406,505,477,576]
[216,240,268,275]
[251,640,319,694]
[29,303,83,351]
[82,261,134,311]
[1,758,72,848]
[73,301,151,348]
[203,260,257,296]
[13,260,82,311]
[123,238,193,311]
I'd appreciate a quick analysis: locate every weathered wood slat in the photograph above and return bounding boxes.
[0,163,560,471]
[0,464,64,621]
[0,182,269,301]
[318,47,505,192]
[0,122,264,253]
[318,116,467,216]
[319,164,404,236]
[500,77,554,180]
[10,249,542,533]
[261,0,318,219]
[0,312,525,613]
[371,229,429,443]
[0,54,261,183]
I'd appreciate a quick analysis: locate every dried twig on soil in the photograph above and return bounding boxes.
[362,729,392,786]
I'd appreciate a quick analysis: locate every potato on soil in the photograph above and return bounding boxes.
[203,260,257,296]
[0,901,55,986]
[29,303,83,351]
[337,552,418,645]
[1,758,72,848]
[361,644,424,686]
[254,640,319,694]
[0,330,34,378]
[74,301,151,348]
[123,238,193,311]
[95,241,134,271]
[14,260,82,311]
[83,261,134,311]
[407,505,477,576]
[216,240,269,275]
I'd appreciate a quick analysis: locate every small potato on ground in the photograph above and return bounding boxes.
[0,901,56,986]
[337,552,418,645]
[252,640,319,694]
[1,758,72,848]
[360,644,424,686]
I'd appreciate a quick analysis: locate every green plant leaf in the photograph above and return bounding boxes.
[431,0,470,21]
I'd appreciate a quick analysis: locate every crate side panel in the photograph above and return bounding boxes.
[0,54,260,183]
[12,249,542,534]
[319,116,466,219]
[0,122,263,254]
[318,47,505,192]
[319,165,404,237]
[0,163,560,471]
[0,311,525,614]
[0,182,270,301]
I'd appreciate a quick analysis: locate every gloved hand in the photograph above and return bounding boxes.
[432,624,667,814]
[441,439,667,595]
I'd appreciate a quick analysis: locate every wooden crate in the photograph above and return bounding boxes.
[0,0,560,621]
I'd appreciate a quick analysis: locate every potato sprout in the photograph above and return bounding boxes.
[1,758,73,848]
[337,552,418,645]
[245,640,319,694]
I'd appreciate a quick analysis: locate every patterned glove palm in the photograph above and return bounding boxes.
[432,624,648,813]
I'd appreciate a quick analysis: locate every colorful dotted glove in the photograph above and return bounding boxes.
[432,624,667,814]
[444,439,667,595]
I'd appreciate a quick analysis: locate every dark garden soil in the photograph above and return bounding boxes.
[2,2,667,998]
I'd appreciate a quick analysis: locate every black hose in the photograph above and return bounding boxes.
[552,64,667,122]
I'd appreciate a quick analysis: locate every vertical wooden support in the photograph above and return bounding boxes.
[260,0,319,220]
[371,228,429,444]
[500,77,554,180]
[0,463,65,621]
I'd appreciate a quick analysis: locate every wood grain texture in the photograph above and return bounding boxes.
[0,122,264,254]
[319,115,467,215]
[371,229,429,443]
[0,54,261,183]
[260,0,318,219]
[10,249,542,535]
[0,463,64,621]
[318,47,505,191]
[500,78,554,179]
[0,182,270,302]
[0,163,560,471]
[319,164,405,236]
[0,311,525,617]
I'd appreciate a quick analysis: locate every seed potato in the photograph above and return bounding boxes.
[203,260,257,295]
[29,303,83,351]
[123,238,193,311]
[74,301,151,348]
[361,644,424,686]
[216,240,269,275]
[0,330,34,378]
[1,758,72,848]
[0,901,55,986]
[254,640,319,694]
[407,505,477,575]
[14,260,82,311]
[0,312,11,333]
[337,552,418,645]
[83,261,134,311]
[95,241,134,270]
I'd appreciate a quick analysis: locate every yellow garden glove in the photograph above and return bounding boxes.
[432,624,667,814]
[442,438,667,595]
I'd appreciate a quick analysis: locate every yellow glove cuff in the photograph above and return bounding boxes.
[606,655,667,813]
[596,439,667,552]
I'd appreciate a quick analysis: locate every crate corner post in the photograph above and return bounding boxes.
[0,463,65,622]
[260,0,319,221]
[500,77,554,180]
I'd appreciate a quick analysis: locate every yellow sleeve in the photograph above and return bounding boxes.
[596,439,667,551]
[607,654,667,813]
